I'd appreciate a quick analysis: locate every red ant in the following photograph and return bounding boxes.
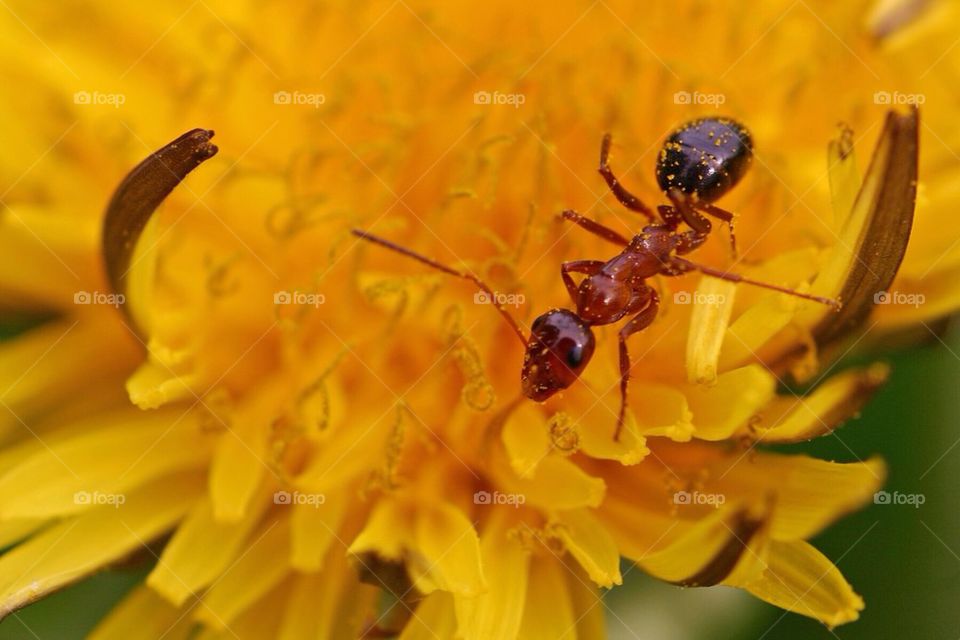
[353,118,840,440]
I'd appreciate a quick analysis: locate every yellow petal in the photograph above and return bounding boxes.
[195,517,292,629]
[289,489,348,571]
[495,454,605,511]
[553,385,650,465]
[277,573,324,640]
[713,453,885,540]
[828,123,860,233]
[89,585,191,640]
[751,364,888,443]
[277,562,377,640]
[717,248,821,369]
[294,410,395,494]
[874,265,960,329]
[454,511,529,640]
[0,518,45,549]
[0,409,209,519]
[0,213,97,309]
[740,540,864,628]
[565,559,607,640]
[409,503,486,597]
[517,556,577,640]
[194,582,289,640]
[0,320,138,435]
[399,592,458,640]
[686,277,737,385]
[550,508,622,588]
[209,381,290,522]
[501,403,551,478]
[631,383,694,442]
[125,360,197,410]
[683,365,776,440]
[635,503,770,587]
[602,441,883,544]
[147,487,271,606]
[0,472,202,617]
[348,498,413,561]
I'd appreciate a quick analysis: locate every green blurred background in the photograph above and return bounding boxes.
[1,323,958,638]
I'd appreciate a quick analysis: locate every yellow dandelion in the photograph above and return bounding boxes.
[0,0,957,638]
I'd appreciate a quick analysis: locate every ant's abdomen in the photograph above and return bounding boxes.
[655,117,753,203]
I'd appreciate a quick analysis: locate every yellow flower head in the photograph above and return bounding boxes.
[0,0,958,637]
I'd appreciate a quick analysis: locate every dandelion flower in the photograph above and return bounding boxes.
[0,0,958,638]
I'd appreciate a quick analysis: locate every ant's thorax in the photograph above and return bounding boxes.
[614,227,676,278]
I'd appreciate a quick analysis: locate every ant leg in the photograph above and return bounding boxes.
[658,205,682,231]
[674,229,709,256]
[669,256,841,309]
[615,290,660,441]
[598,134,656,221]
[351,229,530,345]
[560,209,629,247]
[561,260,605,306]
[667,189,710,235]
[694,201,738,259]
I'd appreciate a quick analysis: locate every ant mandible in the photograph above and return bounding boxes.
[353,117,840,441]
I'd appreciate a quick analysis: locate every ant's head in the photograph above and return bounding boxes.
[521,309,596,401]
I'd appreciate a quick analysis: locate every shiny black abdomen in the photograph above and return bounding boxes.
[655,117,753,203]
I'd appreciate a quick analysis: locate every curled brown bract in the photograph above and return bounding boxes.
[669,508,767,587]
[813,108,919,347]
[101,128,218,335]
[772,108,919,377]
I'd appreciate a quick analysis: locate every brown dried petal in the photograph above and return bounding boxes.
[101,128,218,334]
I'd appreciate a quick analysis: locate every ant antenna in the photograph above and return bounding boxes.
[352,229,530,346]
[673,257,841,309]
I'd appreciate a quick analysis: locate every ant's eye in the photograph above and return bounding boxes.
[566,344,584,368]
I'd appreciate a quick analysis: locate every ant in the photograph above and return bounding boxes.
[353,117,840,441]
